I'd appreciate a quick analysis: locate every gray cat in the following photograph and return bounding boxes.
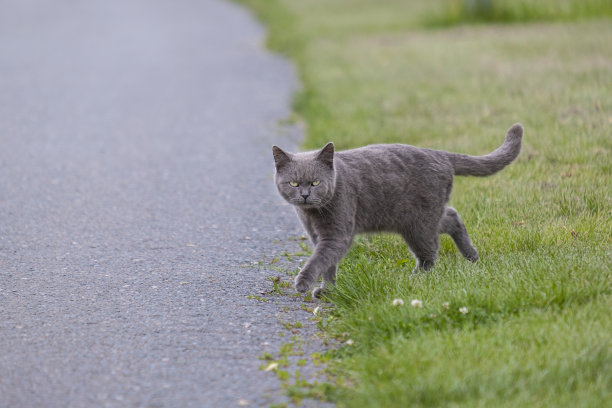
[273,123,523,297]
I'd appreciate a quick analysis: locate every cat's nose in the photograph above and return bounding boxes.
[301,194,309,200]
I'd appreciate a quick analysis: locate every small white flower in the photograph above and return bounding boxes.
[392,298,404,306]
[411,299,423,308]
[459,307,469,314]
[313,305,320,315]
[442,302,450,310]
[345,339,354,346]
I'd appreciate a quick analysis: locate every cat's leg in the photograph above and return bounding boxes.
[402,229,439,274]
[298,215,331,298]
[439,207,479,262]
[312,265,336,299]
[297,210,319,245]
[295,237,351,294]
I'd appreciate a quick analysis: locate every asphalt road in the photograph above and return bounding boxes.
[0,1,318,407]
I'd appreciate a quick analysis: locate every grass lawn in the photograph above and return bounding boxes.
[238,0,612,406]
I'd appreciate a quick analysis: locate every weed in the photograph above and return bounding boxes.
[259,352,274,361]
[245,294,269,302]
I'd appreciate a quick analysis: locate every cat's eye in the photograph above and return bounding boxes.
[289,181,299,187]
[312,180,321,186]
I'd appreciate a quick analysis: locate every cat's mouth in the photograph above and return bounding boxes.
[299,204,319,210]
[298,200,314,208]
[291,197,322,209]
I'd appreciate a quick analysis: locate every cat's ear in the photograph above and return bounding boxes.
[272,145,292,170]
[317,142,334,169]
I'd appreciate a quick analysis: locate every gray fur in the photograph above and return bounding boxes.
[273,123,523,297]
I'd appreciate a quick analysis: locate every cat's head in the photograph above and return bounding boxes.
[272,142,336,209]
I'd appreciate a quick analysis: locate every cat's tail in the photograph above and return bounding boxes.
[449,123,523,177]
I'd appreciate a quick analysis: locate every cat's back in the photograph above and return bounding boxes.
[331,143,453,233]
[335,143,452,175]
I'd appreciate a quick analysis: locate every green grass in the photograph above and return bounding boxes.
[237,0,612,406]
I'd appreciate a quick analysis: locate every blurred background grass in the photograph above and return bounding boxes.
[436,0,612,25]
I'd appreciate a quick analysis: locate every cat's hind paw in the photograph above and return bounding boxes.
[460,246,479,262]
[312,287,328,299]
[466,249,479,262]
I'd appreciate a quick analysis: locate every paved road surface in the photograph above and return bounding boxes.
[0,1,316,406]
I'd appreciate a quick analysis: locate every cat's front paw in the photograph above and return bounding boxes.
[294,274,313,293]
